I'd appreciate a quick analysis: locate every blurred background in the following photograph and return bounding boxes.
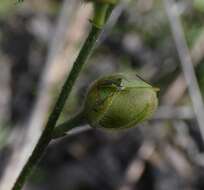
[0,0,204,189]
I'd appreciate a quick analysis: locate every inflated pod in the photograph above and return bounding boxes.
[83,73,158,129]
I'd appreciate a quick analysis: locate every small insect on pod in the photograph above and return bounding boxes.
[83,73,158,130]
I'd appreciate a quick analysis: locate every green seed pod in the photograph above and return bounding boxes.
[83,73,158,129]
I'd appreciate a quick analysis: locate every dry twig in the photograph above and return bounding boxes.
[163,0,204,140]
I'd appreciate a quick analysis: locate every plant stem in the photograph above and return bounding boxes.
[12,25,101,190]
[92,3,110,27]
[52,111,86,139]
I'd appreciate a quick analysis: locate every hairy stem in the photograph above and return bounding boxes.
[52,111,87,139]
[12,25,101,190]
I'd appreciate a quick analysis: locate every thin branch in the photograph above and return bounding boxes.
[163,0,204,140]
[98,0,130,44]
[163,30,204,105]
[11,1,117,188]
[52,105,193,140]
[52,111,86,139]
[12,24,101,190]
[0,1,92,190]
